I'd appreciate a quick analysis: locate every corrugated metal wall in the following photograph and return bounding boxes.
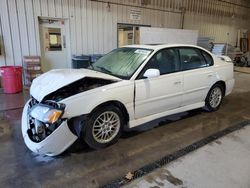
[0,0,249,67]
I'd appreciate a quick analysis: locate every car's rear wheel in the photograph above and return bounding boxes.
[205,83,224,111]
[82,105,123,149]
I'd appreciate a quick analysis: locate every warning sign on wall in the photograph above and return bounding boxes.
[129,9,141,21]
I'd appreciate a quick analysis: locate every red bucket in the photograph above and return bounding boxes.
[0,66,23,94]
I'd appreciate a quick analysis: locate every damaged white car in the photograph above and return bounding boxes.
[22,44,234,156]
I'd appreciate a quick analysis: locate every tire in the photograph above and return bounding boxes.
[205,83,224,112]
[82,105,124,149]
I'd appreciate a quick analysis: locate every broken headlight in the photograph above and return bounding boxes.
[30,104,64,124]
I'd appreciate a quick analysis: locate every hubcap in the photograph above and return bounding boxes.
[209,87,222,108]
[92,111,120,144]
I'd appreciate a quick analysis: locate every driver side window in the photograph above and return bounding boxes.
[138,48,180,79]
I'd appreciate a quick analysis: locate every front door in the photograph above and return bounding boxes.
[134,48,183,119]
[39,19,68,72]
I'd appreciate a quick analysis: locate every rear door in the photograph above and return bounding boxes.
[178,47,215,106]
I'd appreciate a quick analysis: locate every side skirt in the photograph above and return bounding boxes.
[128,102,205,128]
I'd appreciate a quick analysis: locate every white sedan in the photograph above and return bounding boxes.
[22,44,234,156]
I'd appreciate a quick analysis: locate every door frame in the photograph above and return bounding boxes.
[36,17,72,70]
[117,23,151,47]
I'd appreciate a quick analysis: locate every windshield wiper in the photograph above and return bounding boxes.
[96,66,112,74]
[87,62,94,70]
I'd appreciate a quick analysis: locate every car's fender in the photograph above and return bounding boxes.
[213,56,234,95]
[61,80,135,120]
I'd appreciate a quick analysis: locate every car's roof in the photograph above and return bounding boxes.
[123,44,204,51]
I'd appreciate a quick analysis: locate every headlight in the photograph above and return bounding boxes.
[30,105,63,124]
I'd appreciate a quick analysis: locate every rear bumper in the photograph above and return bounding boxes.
[21,101,78,156]
[225,78,235,96]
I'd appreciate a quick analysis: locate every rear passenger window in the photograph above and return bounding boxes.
[179,48,207,71]
[201,50,214,66]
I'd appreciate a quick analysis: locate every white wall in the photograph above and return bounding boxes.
[0,0,250,67]
[140,27,198,45]
[0,0,181,67]
[184,13,249,46]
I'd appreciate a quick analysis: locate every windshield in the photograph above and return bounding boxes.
[90,47,153,79]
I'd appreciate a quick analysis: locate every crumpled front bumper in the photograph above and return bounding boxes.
[21,100,78,156]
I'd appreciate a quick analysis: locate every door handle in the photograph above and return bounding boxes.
[174,81,181,85]
[63,35,66,48]
[208,74,213,77]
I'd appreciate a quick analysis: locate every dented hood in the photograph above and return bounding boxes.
[30,69,121,102]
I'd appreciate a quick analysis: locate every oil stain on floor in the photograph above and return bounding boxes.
[0,122,11,138]
[145,168,183,187]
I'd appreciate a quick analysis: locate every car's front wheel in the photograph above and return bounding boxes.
[205,83,224,111]
[82,105,123,149]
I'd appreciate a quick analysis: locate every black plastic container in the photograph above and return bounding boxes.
[72,55,91,68]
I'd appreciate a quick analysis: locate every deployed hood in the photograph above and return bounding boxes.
[30,69,121,102]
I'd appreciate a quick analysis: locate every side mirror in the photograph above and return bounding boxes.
[143,69,160,78]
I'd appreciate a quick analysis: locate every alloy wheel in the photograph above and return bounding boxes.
[209,87,222,108]
[92,111,120,144]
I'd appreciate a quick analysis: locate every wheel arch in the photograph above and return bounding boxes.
[212,80,226,96]
[90,100,130,125]
[68,100,130,137]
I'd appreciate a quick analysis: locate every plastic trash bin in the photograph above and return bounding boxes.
[72,55,90,68]
[90,54,103,64]
[0,66,23,94]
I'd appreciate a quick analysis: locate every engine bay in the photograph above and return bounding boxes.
[43,77,116,102]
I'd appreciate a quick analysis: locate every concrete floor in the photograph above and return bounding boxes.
[126,124,250,188]
[0,72,250,187]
